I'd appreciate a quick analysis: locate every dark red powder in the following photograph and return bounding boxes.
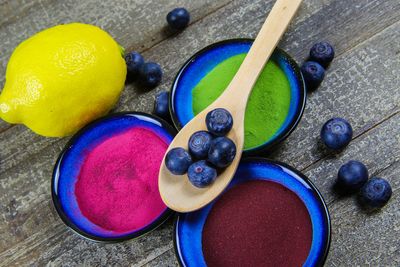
[75,127,168,233]
[202,180,312,267]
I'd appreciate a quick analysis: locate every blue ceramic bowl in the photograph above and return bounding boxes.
[170,39,306,156]
[174,158,331,266]
[52,112,176,242]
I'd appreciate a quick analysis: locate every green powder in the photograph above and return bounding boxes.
[192,54,291,150]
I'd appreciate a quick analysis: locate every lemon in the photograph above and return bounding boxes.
[0,23,127,137]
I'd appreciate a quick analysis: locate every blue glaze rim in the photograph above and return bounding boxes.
[51,112,177,243]
[169,39,306,156]
[173,158,331,267]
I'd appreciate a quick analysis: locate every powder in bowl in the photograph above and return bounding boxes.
[75,127,168,232]
[170,39,305,154]
[52,113,176,241]
[173,158,330,266]
[202,180,312,267]
[192,54,291,150]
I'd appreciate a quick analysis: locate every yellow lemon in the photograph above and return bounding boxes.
[0,23,127,137]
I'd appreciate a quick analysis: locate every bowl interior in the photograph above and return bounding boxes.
[174,158,330,266]
[170,39,305,154]
[52,113,175,242]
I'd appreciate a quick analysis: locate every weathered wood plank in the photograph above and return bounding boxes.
[0,0,399,265]
[270,18,400,170]
[0,0,232,75]
[281,0,400,60]
[326,183,399,265]
[326,163,400,266]
[0,218,176,266]
[303,111,400,266]
[144,248,178,267]
[0,0,232,131]
[304,112,400,205]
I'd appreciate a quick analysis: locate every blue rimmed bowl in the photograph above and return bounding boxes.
[170,39,306,156]
[174,158,331,266]
[52,112,176,242]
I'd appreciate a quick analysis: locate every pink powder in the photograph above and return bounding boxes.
[75,127,168,233]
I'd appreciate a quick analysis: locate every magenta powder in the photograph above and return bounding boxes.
[75,127,168,233]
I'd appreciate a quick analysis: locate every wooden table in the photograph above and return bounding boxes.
[0,0,399,266]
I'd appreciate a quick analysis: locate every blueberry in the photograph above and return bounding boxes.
[125,51,144,77]
[167,8,190,30]
[188,131,213,159]
[139,62,163,88]
[153,91,170,120]
[310,41,335,67]
[337,160,368,193]
[301,61,325,90]
[188,160,217,188]
[359,177,392,209]
[321,118,353,150]
[165,147,192,175]
[206,108,233,136]
[208,137,236,168]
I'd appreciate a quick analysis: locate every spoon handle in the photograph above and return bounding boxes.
[221,0,302,108]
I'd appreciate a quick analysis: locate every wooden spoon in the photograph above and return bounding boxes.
[159,0,302,212]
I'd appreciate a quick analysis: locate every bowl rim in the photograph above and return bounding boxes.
[51,111,177,243]
[173,157,331,267]
[169,38,307,156]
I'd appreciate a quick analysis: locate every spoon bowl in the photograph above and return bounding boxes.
[159,97,244,212]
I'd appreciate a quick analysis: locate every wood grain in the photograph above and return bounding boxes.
[0,0,399,265]
[0,0,232,132]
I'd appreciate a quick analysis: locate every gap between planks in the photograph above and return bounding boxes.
[301,109,400,175]
[125,0,234,54]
